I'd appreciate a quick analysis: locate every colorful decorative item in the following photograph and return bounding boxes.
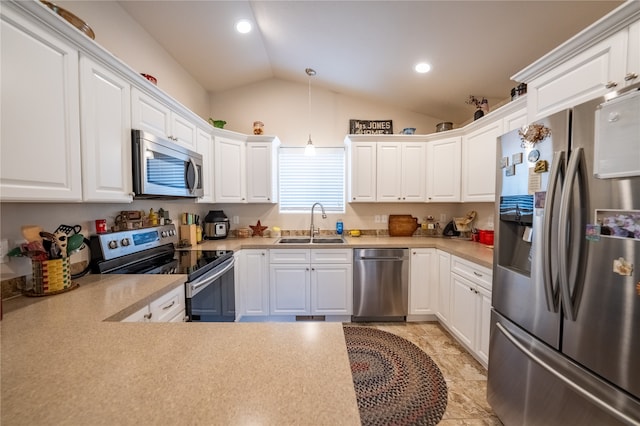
[249,220,268,237]
[519,124,551,148]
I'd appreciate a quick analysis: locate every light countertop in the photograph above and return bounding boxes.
[194,235,494,269]
[1,273,360,425]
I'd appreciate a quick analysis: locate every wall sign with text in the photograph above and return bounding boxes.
[349,119,393,134]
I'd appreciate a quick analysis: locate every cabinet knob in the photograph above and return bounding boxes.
[144,312,152,320]
[624,72,638,82]
[469,287,474,292]
[605,81,618,89]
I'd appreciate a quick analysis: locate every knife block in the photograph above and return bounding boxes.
[180,224,197,246]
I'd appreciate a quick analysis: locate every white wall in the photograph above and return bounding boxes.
[56,1,210,118]
[209,78,446,145]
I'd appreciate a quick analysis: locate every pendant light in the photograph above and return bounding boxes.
[304,67,316,156]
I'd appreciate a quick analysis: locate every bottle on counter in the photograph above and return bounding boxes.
[148,208,158,226]
[336,219,344,235]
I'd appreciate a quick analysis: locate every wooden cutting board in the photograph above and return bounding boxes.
[388,215,419,236]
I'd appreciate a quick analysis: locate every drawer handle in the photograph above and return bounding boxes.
[162,300,176,310]
[473,271,483,277]
[624,72,638,81]
[605,81,618,89]
[144,312,152,320]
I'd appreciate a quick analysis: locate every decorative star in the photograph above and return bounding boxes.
[249,220,268,237]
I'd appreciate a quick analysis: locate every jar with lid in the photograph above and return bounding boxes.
[253,121,264,135]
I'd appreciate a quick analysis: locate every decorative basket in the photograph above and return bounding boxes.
[30,257,73,295]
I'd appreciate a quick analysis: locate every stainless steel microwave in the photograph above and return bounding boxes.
[132,129,204,198]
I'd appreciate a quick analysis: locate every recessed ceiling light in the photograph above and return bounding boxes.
[415,62,431,73]
[235,19,252,34]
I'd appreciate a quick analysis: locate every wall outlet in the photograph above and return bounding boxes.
[374,215,381,223]
[0,239,8,264]
[440,213,447,222]
[381,214,388,224]
[233,215,240,224]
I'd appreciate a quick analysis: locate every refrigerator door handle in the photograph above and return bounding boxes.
[542,150,565,312]
[558,147,588,321]
[495,321,639,426]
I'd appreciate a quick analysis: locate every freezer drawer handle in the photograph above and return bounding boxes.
[495,322,638,425]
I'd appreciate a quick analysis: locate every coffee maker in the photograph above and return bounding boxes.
[204,210,230,240]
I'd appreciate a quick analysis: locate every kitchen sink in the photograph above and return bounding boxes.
[311,237,345,244]
[276,237,345,244]
[277,238,312,244]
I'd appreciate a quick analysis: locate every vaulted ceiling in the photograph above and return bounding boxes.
[119,1,623,123]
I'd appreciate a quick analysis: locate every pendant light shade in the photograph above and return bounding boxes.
[304,67,316,156]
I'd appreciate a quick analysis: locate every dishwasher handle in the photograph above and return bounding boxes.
[358,256,406,261]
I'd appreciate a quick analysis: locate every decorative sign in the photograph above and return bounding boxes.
[349,119,393,135]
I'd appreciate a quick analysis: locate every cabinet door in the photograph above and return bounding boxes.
[502,106,527,133]
[311,264,353,315]
[214,136,246,202]
[196,128,214,203]
[246,142,275,203]
[409,248,436,315]
[450,273,476,349]
[269,264,310,314]
[475,285,492,366]
[462,119,503,202]
[626,21,640,87]
[348,141,377,202]
[376,142,402,201]
[80,55,133,202]
[436,250,451,325]
[401,142,426,202]
[527,31,626,121]
[1,11,82,201]
[427,137,461,202]
[242,250,270,316]
[170,112,197,149]
[131,87,170,138]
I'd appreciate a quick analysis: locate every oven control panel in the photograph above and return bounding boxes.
[92,224,178,261]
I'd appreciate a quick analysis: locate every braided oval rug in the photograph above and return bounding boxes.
[343,326,448,426]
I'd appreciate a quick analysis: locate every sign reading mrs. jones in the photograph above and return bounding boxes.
[349,119,393,135]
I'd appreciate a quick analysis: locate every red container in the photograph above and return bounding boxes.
[478,230,494,246]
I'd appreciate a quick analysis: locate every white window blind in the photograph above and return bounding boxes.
[278,147,345,213]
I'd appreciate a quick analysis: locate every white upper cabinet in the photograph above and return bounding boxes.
[131,88,197,149]
[426,137,461,202]
[502,107,528,133]
[1,8,82,201]
[196,128,214,203]
[347,141,377,202]
[80,55,133,202]
[627,20,640,87]
[214,136,246,203]
[246,136,279,203]
[526,31,627,121]
[461,119,503,202]
[213,135,278,204]
[377,141,426,202]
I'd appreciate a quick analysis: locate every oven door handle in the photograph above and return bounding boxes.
[187,257,235,298]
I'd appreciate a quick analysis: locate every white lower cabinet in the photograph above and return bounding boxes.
[408,248,437,316]
[269,249,352,317]
[435,250,451,325]
[449,256,492,367]
[122,285,186,323]
[237,249,270,317]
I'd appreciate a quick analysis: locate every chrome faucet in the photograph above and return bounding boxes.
[310,202,327,237]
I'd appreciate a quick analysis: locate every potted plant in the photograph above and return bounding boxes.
[466,96,489,120]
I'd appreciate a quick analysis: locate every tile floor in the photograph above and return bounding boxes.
[355,321,503,425]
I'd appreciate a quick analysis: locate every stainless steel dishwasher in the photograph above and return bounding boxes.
[352,248,409,322]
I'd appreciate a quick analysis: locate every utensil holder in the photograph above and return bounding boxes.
[31,257,72,294]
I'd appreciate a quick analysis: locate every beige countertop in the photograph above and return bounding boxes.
[1,273,360,425]
[195,235,494,269]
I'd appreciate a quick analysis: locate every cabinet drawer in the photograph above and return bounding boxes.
[121,305,150,322]
[451,256,492,290]
[150,285,185,322]
[270,249,311,264]
[311,249,352,264]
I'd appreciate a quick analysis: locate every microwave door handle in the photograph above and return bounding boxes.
[186,158,198,194]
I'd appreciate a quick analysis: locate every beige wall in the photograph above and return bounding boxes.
[56,1,210,118]
[209,78,447,145]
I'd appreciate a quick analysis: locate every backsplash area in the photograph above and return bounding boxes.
[0,200,495,281]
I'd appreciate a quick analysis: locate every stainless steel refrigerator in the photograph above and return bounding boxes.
[488,83,640,425]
